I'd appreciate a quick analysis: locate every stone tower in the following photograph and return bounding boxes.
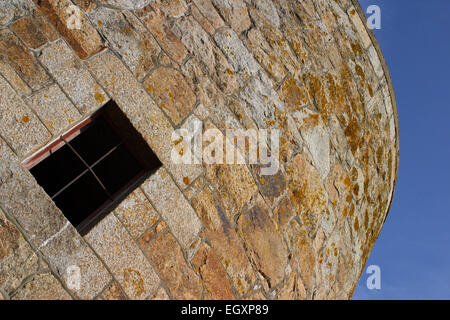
[0,0,398,300]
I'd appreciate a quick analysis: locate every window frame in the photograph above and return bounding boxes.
[23,100,161,235]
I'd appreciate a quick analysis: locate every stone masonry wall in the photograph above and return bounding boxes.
[0,0,398,299]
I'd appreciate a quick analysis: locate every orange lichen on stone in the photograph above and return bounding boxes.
[281,77,309,112]
[94,92,106,104]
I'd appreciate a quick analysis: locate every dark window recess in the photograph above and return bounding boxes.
[26,100,162,235]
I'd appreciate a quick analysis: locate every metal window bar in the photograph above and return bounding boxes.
[58,135,124,200]
[50,141,123,199]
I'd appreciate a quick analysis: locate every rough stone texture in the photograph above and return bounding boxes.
[0,29,50,90]
[0,76,50,156]
[72,0,97,13]
[113,188,158,239]
[237,195,288,290]
[0,137,68,247]
[85,214,159,300]
[141,231,203,299]
[149,286,170,300]
[0,57,32,96]
[0,0,398,300]
[136,4,188,63]
[192,0,224,32]
[192,242,235,299]
[97,281,127,300]
[11,273,71,300]
[100,0,152,10]
[144,66,196,125]
[141,168,202,249]
[0,208,40,296]
[212,0,251,34]
[25,84,82,135]
[173,15,239,94]
[11,16,49,49]
[191,187,256,296]
[0,0,33,27]
[39,224,112,299]
[39,40,107,114]
[89,7,160,81]
[35,0,103,59]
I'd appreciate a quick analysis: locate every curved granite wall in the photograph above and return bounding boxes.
[0,0,398,300]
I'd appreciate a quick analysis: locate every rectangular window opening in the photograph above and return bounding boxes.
[24,100,162,235]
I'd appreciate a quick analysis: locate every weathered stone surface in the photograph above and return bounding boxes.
[0,138,68,249]
[173,16,239,94]
[89,7,160,81]
[273,196,295,230]
[293,108,330,180]
[286,154,334,236]
[136,4,188,63]
[30,7,60,41]
[0,0,33,26]
[85,214,159,300]
[35,0,103,59]
[0,76,50,156]
[141,168,202,248]
[279,77,309,112]
[245,28,288,83]
[192,0,224,32]
[39,40,107,115]
[0,57,32,96]
[192,243,235,299]
[144,67,196,125]
[73,0,97,12]
[249,0,280,28]
[347,6,372,49]
[238,71,303,162]
[191,187,256,296]
[113,188,158,239]
[237,195,288,289]
[142,232,202,299]
[100,0,151,10]
[149,286,170,300]
[11,273,71,300]
[0,29,50,90]
[277,271,307,300]
[367,45,384,78]
[154,0,187,17]
[39,224,111,299]
[181,60,240,123]
[212,0,250,34]
[204,162,258,219]
[325,161,353,218]
[285,219,318,296]
[250,164,286,207]
[98,281,127,300]
[25,84,81,135]
[0,209,40,295]
[11,16,49,49]
[214,28,259,80]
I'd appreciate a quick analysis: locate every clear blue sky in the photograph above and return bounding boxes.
[354,0,450,299]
